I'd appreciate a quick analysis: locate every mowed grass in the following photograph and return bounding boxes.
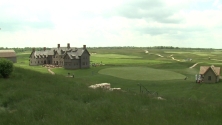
[1,48,222,125]
[91,53,171,66]
[91,54,142,58]
[99,67,186,81]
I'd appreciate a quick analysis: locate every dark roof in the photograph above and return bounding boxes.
[64,48,87,59]
[32,50,51,58]
[199,65,221,76]
[50,47,77,55]
[0,50,16,57]
[31,47,89,59]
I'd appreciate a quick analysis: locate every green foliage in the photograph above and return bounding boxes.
[0,58,13,78]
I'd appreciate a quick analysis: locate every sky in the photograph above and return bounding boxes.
[0,0,222,48]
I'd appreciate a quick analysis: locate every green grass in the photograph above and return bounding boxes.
[91,54,142,58]
[99,67,186,81]
[1,48,222,125]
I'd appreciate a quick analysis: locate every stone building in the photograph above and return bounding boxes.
[29,43,90,69]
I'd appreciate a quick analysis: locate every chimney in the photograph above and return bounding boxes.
[67,43,70,48]
[58,44,60,48]
[32,48,35,52]
[43,47,46,51]
[83,45,86,49]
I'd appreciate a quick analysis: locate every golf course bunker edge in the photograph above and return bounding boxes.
[99,67,186,81]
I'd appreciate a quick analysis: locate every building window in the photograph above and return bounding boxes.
[208,76,211,81]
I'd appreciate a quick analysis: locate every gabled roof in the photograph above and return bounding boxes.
[199,66,221,76]
[0,50,16,57]
[50,47,77,55]
[64,49,86,60]
[31,50,50,58]
[30,46,90,59]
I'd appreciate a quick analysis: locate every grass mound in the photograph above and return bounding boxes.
[99,67,186,81]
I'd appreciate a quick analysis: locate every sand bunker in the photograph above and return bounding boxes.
[156,54,164,57]
[48,68,55,75]
[89,83,121,91]
[189,63,199,69]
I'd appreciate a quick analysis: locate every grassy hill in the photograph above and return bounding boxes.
[1,48,222,125]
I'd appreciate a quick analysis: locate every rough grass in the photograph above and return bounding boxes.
[99,67,186,81]
[1,48,222,125]
[1,67,222,125]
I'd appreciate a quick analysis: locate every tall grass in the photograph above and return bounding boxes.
[0,48,222,124]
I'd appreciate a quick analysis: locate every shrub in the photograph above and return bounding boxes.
[0,58,13,78]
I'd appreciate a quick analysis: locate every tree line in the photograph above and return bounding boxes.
[0,46,218,53]
[0,47,50,53]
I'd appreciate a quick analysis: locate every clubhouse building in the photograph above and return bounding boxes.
[29,43,90,69]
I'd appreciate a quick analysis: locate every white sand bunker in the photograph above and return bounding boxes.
[171,57,180,62]
[156,96,166,100]
[89,83,121,91]
[48,68,55,75]
[156,54,164,57]
[189,63,199,68]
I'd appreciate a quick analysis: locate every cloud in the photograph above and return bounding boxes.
[103,0,183,24]
[0,0,222,48]
[0,19,54,32]
[0,1,54,32]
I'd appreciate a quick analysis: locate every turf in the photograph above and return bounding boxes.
[1,48,222,125]
[91,54,142,58]
[99,67,186,81]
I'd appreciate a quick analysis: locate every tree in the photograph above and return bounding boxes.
[0,58,13,78]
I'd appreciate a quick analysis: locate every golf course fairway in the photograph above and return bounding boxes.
[99,67,186,81]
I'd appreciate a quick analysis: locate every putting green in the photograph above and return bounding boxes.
[99,67,186,81]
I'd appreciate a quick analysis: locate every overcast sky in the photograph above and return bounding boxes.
[0,0,222,48]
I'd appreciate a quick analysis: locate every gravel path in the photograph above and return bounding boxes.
[48,68,55,75]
